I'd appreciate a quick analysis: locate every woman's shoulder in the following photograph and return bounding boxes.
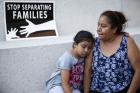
[127,35,139,51]
[127,35,135,45]
[94,37,100,44]
[119,33,134,45]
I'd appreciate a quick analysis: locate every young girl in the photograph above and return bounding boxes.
[46,30,94,93]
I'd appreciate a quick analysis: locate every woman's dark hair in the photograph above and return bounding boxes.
[100,10,127,34]
[73,30,94,45]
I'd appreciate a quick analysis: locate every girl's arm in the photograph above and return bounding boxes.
[127,37,140,93]
[84,52,92,93]
[61,69,72,93]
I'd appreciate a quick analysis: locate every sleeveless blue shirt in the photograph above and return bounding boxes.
[91,34,133,93]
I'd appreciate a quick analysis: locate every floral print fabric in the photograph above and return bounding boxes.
[91,35,133,93]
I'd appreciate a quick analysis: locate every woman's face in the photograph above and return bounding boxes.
[97,15,116,40]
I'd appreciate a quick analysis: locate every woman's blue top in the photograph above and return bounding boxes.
[91,34,133,93]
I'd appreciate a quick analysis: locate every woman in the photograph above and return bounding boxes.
[84,10,140,93]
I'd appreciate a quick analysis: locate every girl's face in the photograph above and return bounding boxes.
[74,41,93,58]
[97,15,117,40]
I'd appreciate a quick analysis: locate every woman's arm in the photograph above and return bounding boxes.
[61,70,72,93]
[84,52,92,93]
[127,36,140,93]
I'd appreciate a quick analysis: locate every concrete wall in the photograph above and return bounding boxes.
[0,43,71,93]
[0,0,140,93]
[122,0,140,27]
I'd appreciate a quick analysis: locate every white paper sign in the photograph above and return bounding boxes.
[4,1,58,41]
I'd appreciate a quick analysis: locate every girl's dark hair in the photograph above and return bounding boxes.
[101,10,127,34]
[73,30,94,44]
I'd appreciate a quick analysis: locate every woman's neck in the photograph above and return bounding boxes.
[101,34,118,44]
